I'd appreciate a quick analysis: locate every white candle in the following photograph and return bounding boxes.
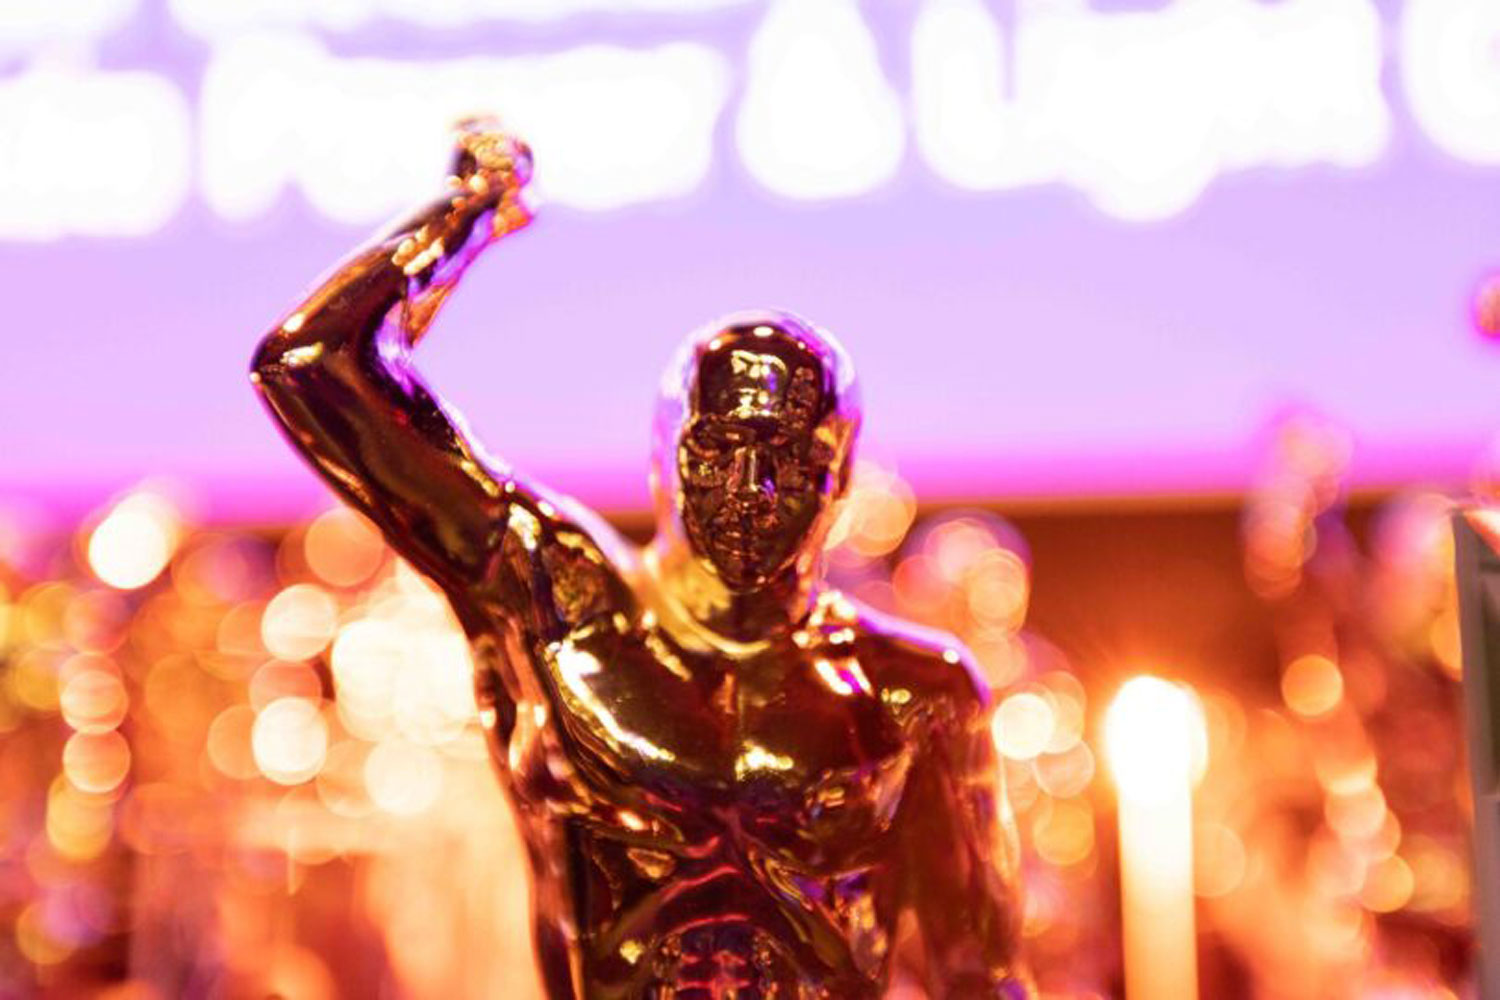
[1106,676,1201,1000]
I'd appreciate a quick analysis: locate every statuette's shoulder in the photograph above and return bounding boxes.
[883,636,987,718]
[474,481,639,634]
[816,594,990,722]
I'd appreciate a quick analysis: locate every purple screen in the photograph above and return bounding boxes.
[3,0,1498,519]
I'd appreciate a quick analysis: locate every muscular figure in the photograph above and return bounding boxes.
[251,123,1028,999]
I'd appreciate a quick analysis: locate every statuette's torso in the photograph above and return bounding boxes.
[477,565,974,996]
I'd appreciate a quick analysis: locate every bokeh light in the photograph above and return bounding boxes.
[365,738,443,816]
[1361,855,1416,914]
[1282,654,1344,719]
[58,658,128,733]
[206,705,260,780]
[1477,272,1500,339]
[87,492,181,590]
[994,691,1056,762]
[252,697,329,786]
[1033,799,1095,868]
[261,584,339,661]
[62,731,131,795]
[304,507,385,588]
[46,778,115,861]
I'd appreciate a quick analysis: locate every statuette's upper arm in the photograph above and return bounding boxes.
[887,643,1030,997]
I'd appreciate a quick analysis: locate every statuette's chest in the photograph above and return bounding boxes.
[528,619,915,851]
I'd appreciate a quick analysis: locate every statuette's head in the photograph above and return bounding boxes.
[654,311,860,591]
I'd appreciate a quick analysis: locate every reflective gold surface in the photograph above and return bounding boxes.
[250,123,1029,998]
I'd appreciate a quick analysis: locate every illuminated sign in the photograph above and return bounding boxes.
[200,36,729,220]
[0,64,189,239]
[1402,0,1500,165]
[168,0,753,34]
[0,0,1497,239]
[912,0,1388,220]
[738,0,904,200]
[0,0,138,53]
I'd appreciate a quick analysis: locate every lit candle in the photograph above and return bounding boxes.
[1106,676,1201,1000]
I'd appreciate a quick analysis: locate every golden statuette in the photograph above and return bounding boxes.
[251,121,1030,999]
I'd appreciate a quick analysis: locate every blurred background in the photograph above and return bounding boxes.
[1,0,1498,996]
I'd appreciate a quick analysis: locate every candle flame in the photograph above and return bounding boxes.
[1106,676,1203,804]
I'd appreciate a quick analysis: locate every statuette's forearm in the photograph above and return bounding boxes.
[392,121,532,296]
[385,141,532,345]
[253,121,531,374]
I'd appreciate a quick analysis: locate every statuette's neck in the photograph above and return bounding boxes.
[645,533,819,652]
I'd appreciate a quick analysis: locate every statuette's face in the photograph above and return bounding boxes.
[677,339,836,590]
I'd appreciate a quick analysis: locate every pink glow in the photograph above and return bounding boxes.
[2,6,1498,518]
